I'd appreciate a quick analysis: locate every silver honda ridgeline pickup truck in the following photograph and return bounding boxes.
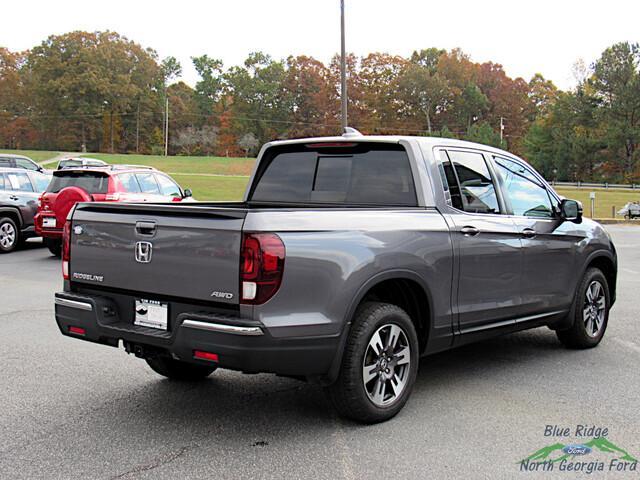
[54,132,617,423]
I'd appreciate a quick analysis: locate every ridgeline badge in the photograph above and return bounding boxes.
[519,425,638,474]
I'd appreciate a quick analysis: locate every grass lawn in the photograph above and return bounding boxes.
[172,174,249,201]
[0,149,59,163]
[555,187,640,218]
[6,148,638,217]
[81,153,256,176]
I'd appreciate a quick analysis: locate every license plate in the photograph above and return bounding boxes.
[43,217,56,228]
[134,299,168,330]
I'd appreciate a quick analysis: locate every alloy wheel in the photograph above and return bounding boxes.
[0,222,16,249]
[362,323,411,407]
[583,280,606,338]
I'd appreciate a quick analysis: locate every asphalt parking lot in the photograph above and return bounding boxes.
[1,225,639,479]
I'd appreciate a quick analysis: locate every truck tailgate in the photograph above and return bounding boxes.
[69,203,247,304]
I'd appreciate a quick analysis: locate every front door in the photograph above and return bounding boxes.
[492,155,579,314]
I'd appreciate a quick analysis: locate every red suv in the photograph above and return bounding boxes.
[35,165,192,255]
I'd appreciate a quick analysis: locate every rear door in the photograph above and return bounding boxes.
[3,171,39,228]
[437,148,522,333]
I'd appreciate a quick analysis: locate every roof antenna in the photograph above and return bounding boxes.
[343,126,362,137]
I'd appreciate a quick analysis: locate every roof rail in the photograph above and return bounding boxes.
[342,126,363,137]
[108,164,156,171]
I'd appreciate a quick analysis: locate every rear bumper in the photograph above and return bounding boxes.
[54,292,340,378]
[34,212,63,238]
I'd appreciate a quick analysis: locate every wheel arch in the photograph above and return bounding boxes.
[324,269,433,384]
[0,207,23,228]
[584,252,617,305]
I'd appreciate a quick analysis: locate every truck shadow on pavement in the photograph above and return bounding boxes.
[106,327,578,435]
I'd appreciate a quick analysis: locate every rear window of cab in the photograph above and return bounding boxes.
[47,171,110,194]
[250,143,417,206]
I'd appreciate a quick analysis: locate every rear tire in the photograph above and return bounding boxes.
[44,238,62,257]
[0,217,19,253]
[146,356,216,381]
[325,302,419,423]
[556,267,610,349]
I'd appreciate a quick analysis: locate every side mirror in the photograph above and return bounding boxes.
[560,199,582,223]
[183,188,193,198]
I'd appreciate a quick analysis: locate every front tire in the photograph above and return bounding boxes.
[556,267,610,349]
[325,302,419,423]
[146,356,216,381]
[0,217,19,253]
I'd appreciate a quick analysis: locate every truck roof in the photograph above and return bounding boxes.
[264,132,523,162]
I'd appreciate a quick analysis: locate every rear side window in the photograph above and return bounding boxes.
[0,158,13,168]
[6,172,34,192]
[442,150,500,214]
[118,173,141,193]
[250,144,417,206]
[135,173,160,194]
[47,172,109,194]
[0,174,5,190]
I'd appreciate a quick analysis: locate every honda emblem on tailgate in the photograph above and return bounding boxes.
[135,241,153,263]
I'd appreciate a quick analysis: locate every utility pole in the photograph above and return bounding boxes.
[499,117,505,144]
[164,95,169,156]
[136,101,140,154]
[340,0,348,131]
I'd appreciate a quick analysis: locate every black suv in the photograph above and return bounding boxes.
[0,168,51,252]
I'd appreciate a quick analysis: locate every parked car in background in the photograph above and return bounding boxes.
[617,202,640,220]
[57,157,108,170]
[54,134,617,423]
[0,153,48,174]
[0,167,52,253]
[35,165,192,256]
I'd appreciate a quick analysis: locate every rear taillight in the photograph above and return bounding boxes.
[240,233,285,304]
[62,221,71,280]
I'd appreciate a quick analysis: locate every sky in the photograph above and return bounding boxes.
[2,0,639,90]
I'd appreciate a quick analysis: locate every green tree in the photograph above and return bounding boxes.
[590,42,640,179]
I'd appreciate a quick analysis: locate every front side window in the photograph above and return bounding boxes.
[32,174,51,192]
[155,174,182,197]
[444,150,500,214]
[494,157,554,218]
[135,173,161,194]
[15,158,38,171]
[6,172,34,192]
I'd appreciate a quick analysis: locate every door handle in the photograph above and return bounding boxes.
[521,228,536,239]
[460,226,480,236]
